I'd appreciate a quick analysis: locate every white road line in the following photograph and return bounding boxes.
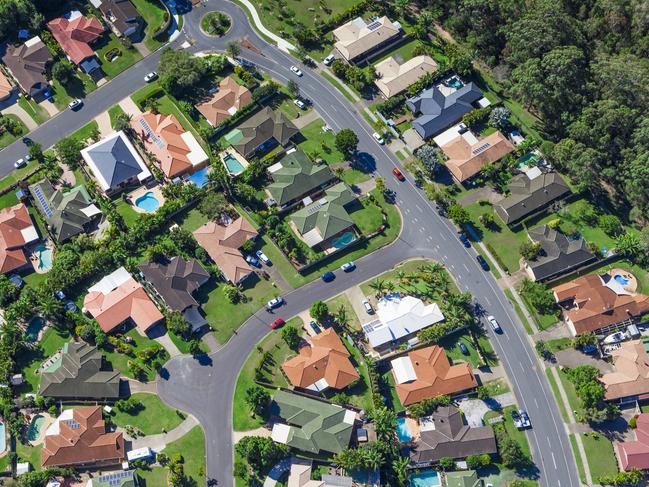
[413,217,418,222]
[415,204,423,212]
[551,452,557,469]
[484,296,492,306]
[463,263,470,272]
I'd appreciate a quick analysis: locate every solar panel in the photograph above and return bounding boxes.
[64,419,80,429]
[472,142,491,155]
[367,21,382,31]
[32,185,53,219]
[139,118,165,149]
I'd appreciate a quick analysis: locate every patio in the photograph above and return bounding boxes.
[128,184,166,214]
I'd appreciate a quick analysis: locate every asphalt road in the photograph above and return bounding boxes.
[1,2,580,485]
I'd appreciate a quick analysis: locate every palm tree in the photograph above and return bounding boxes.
[369,279,387,298]
[362,446,383,471]
[334,166,345,180]
[393,456,410,486]
[385,281,396,294]
[336,304,347,328]
[369,407,396,442]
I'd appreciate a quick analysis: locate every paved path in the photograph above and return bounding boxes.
[291,108,320,129]
[118,96,142,117]
[127,414,199,450]
[2,100,37,131]
[95,111,112,137]
[155,333,182,358]
[127,379,158,394]
[232,426,270,444]
[233,0,295,51]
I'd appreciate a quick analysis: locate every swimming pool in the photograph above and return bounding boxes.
[26,316,45,342]
[35,244,53,271]
[188,167,209,188]
[27,415,44,442]
[409,470,441,487]
[396,417,413,443]
[0,422,5,453]
[223,153,245,175]
[446,76,463,89]
[517,152,540,168]
[135,192,160,213]
[332,231,355,249]
[614,274,630,286]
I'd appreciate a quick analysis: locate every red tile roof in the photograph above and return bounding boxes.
[47,14,104,65]
[617,413,649,470]
[0,203,38,274]
[197,76,252,126]
[442,131,515,182]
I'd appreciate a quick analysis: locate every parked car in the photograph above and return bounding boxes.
[309,320,321,334]
[255,250,271,265]
[459,233,470,247]
[487,315,502,333]
[476,254,490,271]
[271,318,285,329]
[13,158,26,169]
[392,168,405,181]
[321,271,335,282]
[245,255,260,267]
[68,99,83,110]
[582,344,597,354]
[511,410,523,429]
[362,299,374,314]
[293,99,306,110]
[54,290,66,300]
[372,132,385,144]
[290,65,303,76]
[267,296,284,309]
[144,71,158,82]
[340,261,355,272]
[323,54,335,65]
[519,410,531,428]
[459,342,469,355]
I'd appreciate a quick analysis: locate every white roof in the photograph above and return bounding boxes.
[306,378,329,392]
[268,161,283,173]
[25,36,42,48]
[20,225,38,243]
[80,204,102,218]
[127,447,154,461]
[477,97,491,108]
[16,462,30,475]
[87,266,132,295]
[180,132,209,166]
[433,123,478,147]
[46,408,74,437]
[391,356,417,384]
[46,480,62,487]
[343,409,356,425]
[524,166,542,180]
[271,423,291,444]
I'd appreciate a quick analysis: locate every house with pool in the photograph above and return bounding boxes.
[225,107,299,159]
[131,112,209,180]
[0,203,39,274]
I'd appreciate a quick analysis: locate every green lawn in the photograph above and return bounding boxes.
[0,190,19,210]
[480,378,510,397]
[321,71,357,103]
[484,405,531,458]
[69,120,99,144]
[438,330,482,368]
[16,442,43,471]
[17,327,71,395]
[177,207,207,232]
[380,367,404,413]
[95,34,143,78]
[349,197,384,236]
[51,73,97,110]
[17,96,48,125]
[131,0,168,50]
[168,329,210,354]
[131,81,163,107]
[111,393,183,435]
[545,337,573,354]
[332,338,374,411]
[108,105,126,129]
[335,165,371,186]
[359,258,458,297]
[520,293,559,331]
[0,160,41,193]
[579,432,619,480]
[372,38,448,66]
[101,327,169,381]
[0,114,28,148]
[297,118,345,165]
[556,367,583,420]
[503,288,533,335]
[544,368,570,423]
[324,294,360,330]
[116,198,141,227]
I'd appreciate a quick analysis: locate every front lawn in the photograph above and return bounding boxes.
[438,330,482,368]
[569,434,588,485]
[555,367,583,420]
[297,118,345,165]
[349,197,384,236]
[17,96,48,124]
[0,114,28,148]
[484,405,531,458]
[111,392,184,435]
[131,0,168,50]
[94,34,143,78]
[325,294,360,330]
[108,105,126,129]
[69,120,99,144]
[51,73,97,111]
[359,258,458,297]
[101,327,169,381]
[579,432,618,480]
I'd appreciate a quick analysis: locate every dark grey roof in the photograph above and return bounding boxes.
[410,405,497,465]
[39,341,121,400]
[231,107,299,157]
[182,306,208,332]
[526,225,596,281]
[97,0,141,36]
[84,133,144,189]
[1,37,51,96]
[495,171,571,224]
[407,82,483,139]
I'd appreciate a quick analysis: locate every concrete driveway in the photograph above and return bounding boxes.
[457,392,516,427]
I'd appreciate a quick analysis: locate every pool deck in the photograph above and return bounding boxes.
[219,149,249,177]
[25,413,54,446]
[608,268,638,293]
[129,185,166,214]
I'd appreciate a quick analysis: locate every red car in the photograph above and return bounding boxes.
[392,168,405,181]
[271,318,285,329]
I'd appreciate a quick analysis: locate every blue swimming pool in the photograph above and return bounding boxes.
[188,167,209,188]
[223,154,245,175]
[26,316,44,342]
[446,76,463,89]
[614,274,630,286]
[409,470,441,487]
[35,244,53,271]
[27,415,44,442]
[396,417,413,443]
[135,192,160,213]
[332,231,355,249]
[0,422,5,453]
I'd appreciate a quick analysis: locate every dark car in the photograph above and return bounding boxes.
[459,233,471,247]
[459,342,469,355]
[476,255,490,271]
[321,271,336,282]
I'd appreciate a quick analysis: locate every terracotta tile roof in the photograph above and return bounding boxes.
[553,273,649,335]
[192,216,258,283]
[0,71,13,100]
[600,339,649,400]
[391,345,477,406]
[196,76,252,126]
[47,13,104,65]
[443,131,515,182]
[0,203,38,274]
[42,406,125,467]
[83,267,163,334]
[282,328,359,391]
[617,413,649,470]
[374,55,438,98]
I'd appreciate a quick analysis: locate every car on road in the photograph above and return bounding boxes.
[68,99,83,110]
[271,318,285,329]
[362,299,374,314]
[372,132,385,144]
[459,233,470,247]
[293,99,306,110]
[392,168,405,181]
[519,410,531,428]
[22,137,32,145]
[290,65,303,76]
[255,250,271,265]
[511,409,523,429]
[267,296,284,309]
[245,255,260,267]
[144,71,158,82]
[340,261,355,272]
[324,54,335,65]
[459,342,469,355]
[476,254,490,271]
[13,158,26,169]
[487,315,502,333]
[321,271,335,282]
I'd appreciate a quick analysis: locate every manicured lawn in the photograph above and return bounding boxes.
[579,432,618,480]
[177,207,207,232]
[17,96,49,124]
[480,378,510,397]
[101,327,169,381]
[336,165,371,186]
[95,34,143,78]
[503,288,533,335]
[325,294,360,330]
[520,293,559,331]
[359,258,458,297]
[17,327,71,395]
[116,198,141,227]
[16,442,43,471]
[0,114,28,148]
[545,368,570,423]
[349,197,384,236]
[51,73,97,110]
[569,434,588,485]
[69,120,99,144]
[334,338,373,411]
[321,71,357,103]
[438,330,482,368]
[556,367,583,420]
[545,337,573,354]
[297,118,345,165]
[131,0,168,50]
[108,105,126,129]
[484,405,531,458]
[168,329,210,354]
[380,367,404,413]
[111,392,183,435]
[131,81,163,107]
[372,38,448,66]
[0,190,19,210]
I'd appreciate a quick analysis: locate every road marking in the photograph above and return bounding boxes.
[484,296,492,306]
[415,204,423,212]
[463,263,469,272]
[519,362,525,372]
[413,217,418,222]
[534,397,539,408]
[551,452,557,469]
[419,228,424,233]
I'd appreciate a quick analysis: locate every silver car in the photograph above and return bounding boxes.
[362,299,374,314]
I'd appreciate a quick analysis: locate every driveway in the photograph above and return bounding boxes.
[457,392,516,427]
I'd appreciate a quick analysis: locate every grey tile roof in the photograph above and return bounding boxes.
[96,0,141,36]
[82,132,147,190]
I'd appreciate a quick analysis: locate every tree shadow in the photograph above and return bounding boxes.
[352,152,377,174]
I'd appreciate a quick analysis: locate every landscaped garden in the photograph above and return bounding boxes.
[100,327,170,382]
[0,114,28,148]
[111,393,184,435]
[201,11,231,36]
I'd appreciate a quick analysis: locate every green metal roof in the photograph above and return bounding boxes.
[446,470,481,487]
[266,150,334,205]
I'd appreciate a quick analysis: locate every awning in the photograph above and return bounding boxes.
[80,204,102,218]
[391,356,417,384]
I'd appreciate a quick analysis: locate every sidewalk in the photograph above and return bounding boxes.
[126,414,199,450]
[234,0,296,52]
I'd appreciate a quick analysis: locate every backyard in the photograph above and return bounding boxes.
[101,327,170,382]
[372,38,448,66]
[17,326,71,395]
[130,0,168,50]
[111,392,184,435]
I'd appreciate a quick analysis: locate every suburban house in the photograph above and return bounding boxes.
[616,413,649,470]
[333,16,401,63]
[39,341,121,400]
[494,170,571,225]
[225,107,299,158]
[197,76,252,126]
[83,266,164,334]
[362,294,445,355]
[270,390,356,455]
[289,183,357,251]
[407,83,485,140]
[131,112,209,179]
[0,71,14,101]
[138,257,211,333]
[266,149,335,208]
[91,0,142,38]
[1,36,52,99]
[81,131,152,195]
[285,458,352,487]
[600,338,649,402]
[442,130,515,183]
[41,406,125,468]
[47,11,105,73]
[87,471,138,487]
[29,180,102,243]
[0,203,39,274]
[390,345,477,406]
[374,55,438,99]
[410,406,497,466]
[192,214,258,283]
[282,327,359,392]
[553,272,649,335]
[523,225,596,282]
[446,470,482,487]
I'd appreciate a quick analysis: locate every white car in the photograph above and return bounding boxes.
[487,315,502,333]
[340,261,355,272]
[290,65,303,76]
[255,249,271,265]
[293,99,306,110]
[68,99,83,110]
[323,54,335,65]
[13,158,26,169]
[372,132,385,144]
[519,410,531,428]
[144,71,158,82]
[362,299,374,315]
[267,296,284,309]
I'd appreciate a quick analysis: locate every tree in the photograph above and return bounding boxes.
[438,456,455,471]
[598,214,623,237]
[51,60,75,84]
[447,204,470,226]
[519,240,541,260]
[245,385,270,416]
[416,144,439,177]
[188,339,202,355]
[615,233,643,259]
[113,113,132,133]
[158,48,208,97]
[335,129,359,158]
[488,106,511,130]
[573,332,597,349]
[166,311,191,338]
[0,275,19,308]
[393,456,409,486]
[498,430,529,468]
[26,141,42,162]
[198,191,228,220]
[223,284,241,304]
[226,41,241,58]
[54,137,83,170]
[235,436,288,475]
[519,279,557,315]
[479,212,495,227]
[310,300,328,322]
[287,79,299,98]
[281,326,300,350]
[375,176,386,195]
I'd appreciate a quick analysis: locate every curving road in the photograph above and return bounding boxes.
[1,2,580,486]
